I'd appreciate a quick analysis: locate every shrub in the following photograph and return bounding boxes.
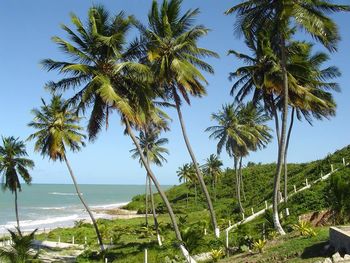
[253,239,267,253]
[292,221,316,237]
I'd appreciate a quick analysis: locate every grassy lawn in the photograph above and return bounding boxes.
[220,227,331,263]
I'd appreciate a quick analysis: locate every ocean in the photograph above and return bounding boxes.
[0,184,171,234]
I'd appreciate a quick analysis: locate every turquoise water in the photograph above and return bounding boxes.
[0,184,170,233]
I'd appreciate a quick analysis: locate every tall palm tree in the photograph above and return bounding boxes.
[42,6,195,261]
[0,137,34,231]
[202,154,223,201]
[27,96,105,251]
[138,0,220,237]
[229,37,340,204]
[130,124,169,246]
[206,103,271,213]
[225,0,348,232]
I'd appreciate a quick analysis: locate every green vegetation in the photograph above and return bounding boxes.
[31,145,350,262]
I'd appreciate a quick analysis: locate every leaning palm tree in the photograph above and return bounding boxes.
[41,6,194,261]
[130,124,169,246]
[225,0,348,232]
[27,96,105,251]
[0,137,34,231]
[139,0,220,237]
[202,155,223,201]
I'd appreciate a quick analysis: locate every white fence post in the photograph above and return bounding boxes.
[285,208,290,217]
[225,230,229,249]
[229,220,232,227]
[204,228,207,235]
[305,178,309,186]
[144,248,148,263]
[58,236,61,244]
[251,207,254,215]
[294,185,297,193]
[242,213,245,220]
[84,236,87,245]
[343,158,346,166]
[331,164,334,172]
[265,201,268,209]
[72,236,75,245]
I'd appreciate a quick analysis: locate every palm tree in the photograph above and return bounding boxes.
[225,0,348,232]
[202,154,223,201]
[139,0,220,237]
[130,124,169,246]
[177,163,195,206]
[27,96,105,251]
[0,137,34,231]
[41,6,195,261]
[228,37,340,205]
[206,103,271,213]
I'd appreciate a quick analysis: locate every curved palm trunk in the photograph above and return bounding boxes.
[235,157,244,213]
[272,38,288,235]
[284,108,295,203]
[63,155,104,251]
[148,176,162,246]
[174,101,219,238]
[125,119,195,263]
[14,189,20,231]
[145,174,149,227]
[146,156,162,246]
[239,158,246,201]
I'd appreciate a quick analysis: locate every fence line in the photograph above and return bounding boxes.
[224,160,349,248]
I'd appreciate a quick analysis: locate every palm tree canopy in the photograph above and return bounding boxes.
[202,154,223,179]
[130,125,169,167]
[0,137,34,193]
[42,6,154,140]
[27,95,86,162]
[206,102,272,158]
[177,163,196,183]
[225,0,350,51]
[138,0,219,106]
[229,35,340,124]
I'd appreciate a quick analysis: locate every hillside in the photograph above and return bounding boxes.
[125,145,350,225]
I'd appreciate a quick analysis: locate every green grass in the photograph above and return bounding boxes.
[33,145,350,262]
[220,227,331,263]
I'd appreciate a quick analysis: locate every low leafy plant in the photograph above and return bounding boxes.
[0,228,39,263]
[253,239,267,253]
[292,221,316,237]
[211,248,224,262]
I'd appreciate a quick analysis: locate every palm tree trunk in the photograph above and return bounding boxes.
[14,189,20,231]
[239,157,246,201]
[148,176,162,246]
[63,155,105,251]
[284,108,295,203]
[272,37,288,235]
[235,157,244,213]
[270,96,281,145]
[125,119,195,263]
[146,156,162,246]
[145,174,149,227]
[174,100,219,238]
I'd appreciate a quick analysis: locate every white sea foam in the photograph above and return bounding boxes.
[91,202,129,209]
[48,192,82,196]
[1,214,80,229]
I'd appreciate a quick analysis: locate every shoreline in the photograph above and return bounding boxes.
[0,201,143,236]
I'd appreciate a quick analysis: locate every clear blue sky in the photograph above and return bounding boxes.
[0,1,349,185]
